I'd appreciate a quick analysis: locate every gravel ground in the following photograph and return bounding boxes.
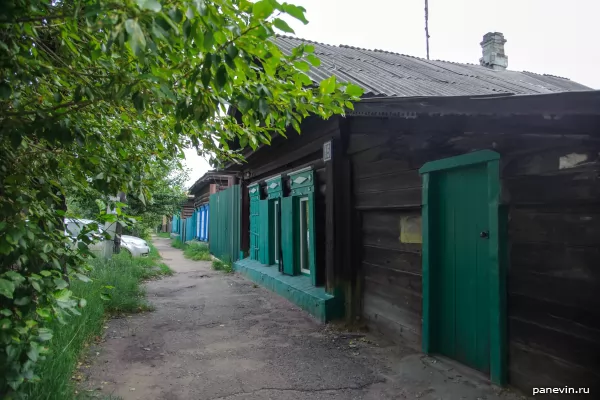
[79,237,526,400]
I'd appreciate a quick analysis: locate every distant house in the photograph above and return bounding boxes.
[188,171,236,243]
[218,32,599,396]
[170,195,195,240]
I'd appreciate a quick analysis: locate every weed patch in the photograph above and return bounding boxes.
[171,237,185,249]
[21,241,170,400]
[212,259,234,273]
[183,242,211,261]
[156,232,171,238]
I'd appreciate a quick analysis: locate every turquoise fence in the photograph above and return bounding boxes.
[209,185,240,262]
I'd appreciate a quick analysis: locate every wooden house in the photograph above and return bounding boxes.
[171,195,196,240]
[222,33,600,397]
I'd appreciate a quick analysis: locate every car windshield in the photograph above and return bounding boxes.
[65,220,104,239]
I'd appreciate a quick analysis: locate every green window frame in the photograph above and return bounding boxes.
[281,167,317,285]
[248,183,261,261]
[266,175,283,266]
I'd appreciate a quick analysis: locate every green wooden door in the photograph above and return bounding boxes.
[431,163,490,373]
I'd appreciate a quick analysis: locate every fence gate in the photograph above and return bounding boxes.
[209,185,241,262]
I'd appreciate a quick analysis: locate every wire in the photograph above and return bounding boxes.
[425,0,430,60]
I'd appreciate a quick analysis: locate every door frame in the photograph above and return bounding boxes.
[419,150,506,385]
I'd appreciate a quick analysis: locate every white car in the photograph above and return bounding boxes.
[120,235,150,257]
[64,218,107,257]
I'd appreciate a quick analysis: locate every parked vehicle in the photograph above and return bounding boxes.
[120,235,150,257]
[64,218,106,257]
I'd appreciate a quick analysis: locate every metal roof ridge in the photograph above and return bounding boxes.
[522,71,572,81]
[275,35,573,79]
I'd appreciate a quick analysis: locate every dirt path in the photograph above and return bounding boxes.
[81,237,526,400]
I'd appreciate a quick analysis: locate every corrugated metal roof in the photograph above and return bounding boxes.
[274,36,592,97]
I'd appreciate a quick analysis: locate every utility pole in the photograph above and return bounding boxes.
[425,0,430,60]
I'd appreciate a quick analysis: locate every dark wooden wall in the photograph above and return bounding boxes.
[346,114,600,397]
[193,185,211,208]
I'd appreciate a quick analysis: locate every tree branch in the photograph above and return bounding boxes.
[0,14,68,24]
[1,101,93,117]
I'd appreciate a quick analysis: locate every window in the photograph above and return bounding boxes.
[273,200,280,263]
[299,197,310,275]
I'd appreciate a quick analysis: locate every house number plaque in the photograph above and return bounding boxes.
[323,140,332,161]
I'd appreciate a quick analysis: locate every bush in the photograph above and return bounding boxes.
[20,244,171,400]
[156,232,171,238]
[212,259,233,274]
[183,242,211,261]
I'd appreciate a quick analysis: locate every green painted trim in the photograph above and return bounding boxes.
[487,159,507,385]
[266,176,283,199]
[421,172,431,354]
[307,192,318,285]
[289,168,315,194]
[419,150,500,174]
[420,151,506,384]
[234,258,344,322]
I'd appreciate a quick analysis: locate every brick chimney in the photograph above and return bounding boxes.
[479,32,508,71]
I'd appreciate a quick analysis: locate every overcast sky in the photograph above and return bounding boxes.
[184,0,599,187]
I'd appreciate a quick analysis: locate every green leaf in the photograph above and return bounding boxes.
[0,318,11,329]
[38,328,53,341]
[345,83,364,97]
[132,92,145,112]
[53,278,69,290]
[282,4,308,24]
[54,288,72,302]
[75,273,91,283]
[294,61,310,72]
[36,308,51,319]
[100,293,111,301]
[0,279,15,299]
[204,31,214,49]
[31,281,41,292]
[137,0,162,12]
[319,76,337,94]
[14,296,31,306]
[252,0,275,19]
[6,344,19,361]
[1,309,12,316]
[258,98,269,117]
[40,271,52,277]
[306,54,321,67]
[226,44,239,60]
[27,343,40,362]
[273,18,294,33]
[215,65,227,90]
[0,82,12,99]
[125,19,146,56]
[5,271,25,284]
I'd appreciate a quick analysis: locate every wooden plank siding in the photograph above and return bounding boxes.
[347,115,600,396]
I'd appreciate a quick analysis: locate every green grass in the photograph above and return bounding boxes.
[22,241,172,400]
[171,237,185,249]
[156,232,171,238]
[212,258,234,273]
[183,242,211,261]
